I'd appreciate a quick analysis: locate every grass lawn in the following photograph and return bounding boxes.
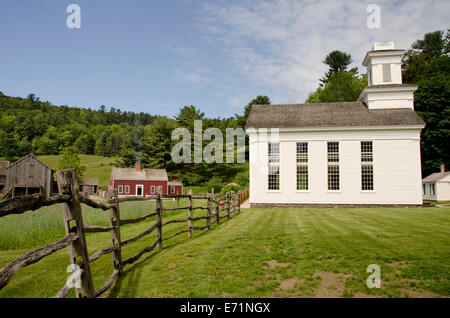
[0,205,449,298]
[37,155,115,169]
[36,154,114,189]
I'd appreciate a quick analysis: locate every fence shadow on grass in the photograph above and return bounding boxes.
[0,168,245,298]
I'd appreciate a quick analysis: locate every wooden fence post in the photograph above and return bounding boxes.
[188,189,193,238]
[215,193,220,224]
[156,188,163,249]
[56,169,95,298]
[237,190,241,213]
[226,192,231,219]
[110,189,123,274]
[231,191,235,217]
[206,192,212,230]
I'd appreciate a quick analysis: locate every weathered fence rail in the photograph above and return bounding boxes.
[0,169,243,298]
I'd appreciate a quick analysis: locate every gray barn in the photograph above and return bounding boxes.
[81,178,99,196]
[4,153,54,198]
[0,161,8,192]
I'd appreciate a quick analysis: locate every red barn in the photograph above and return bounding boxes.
[168,181,183,195]
[108,163,183,197]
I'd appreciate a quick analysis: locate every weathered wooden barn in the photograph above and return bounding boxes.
[4,153,54,198]
[0,161,9,192]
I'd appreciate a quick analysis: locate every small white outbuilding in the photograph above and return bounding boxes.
[422,165,450,202]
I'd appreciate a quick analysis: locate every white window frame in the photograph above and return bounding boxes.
[170,185,175,194]
[296,142,308,191]
[136,184,144,197]
[327,142,340,191]
[150,185,155,194]
[157,186,163,194]
[361,141,374,191]
[124,185,130,194]
[268,143,280,191]
[118,185,123,194]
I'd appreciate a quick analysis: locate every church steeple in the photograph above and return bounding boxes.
[358,42,418,110]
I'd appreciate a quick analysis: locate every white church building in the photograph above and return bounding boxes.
[245,42,426,207]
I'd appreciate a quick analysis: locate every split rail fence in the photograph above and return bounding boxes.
[0,169,244,298]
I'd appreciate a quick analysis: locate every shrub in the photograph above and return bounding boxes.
[235,170,249,187]
[203,176,224,193]
[182,173,204,186]
[220,183,241,195]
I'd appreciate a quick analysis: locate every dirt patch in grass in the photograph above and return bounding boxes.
[167,261,183,271]
[386,261,410,268]
[398,288,438,298]
[278,277,303,291]
[383,279,441,298]
[313,271,352,298]
[353,291,384,298]
[266,260,291,269]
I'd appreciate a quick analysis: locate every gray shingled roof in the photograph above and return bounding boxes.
[423,172,450,182]
[168,181,183,186]
[8,153,50,170]
[110,168,168,181]
[244,102,425,129]
[82,178,99,185]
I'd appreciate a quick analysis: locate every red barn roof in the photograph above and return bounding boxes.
[110,168,168,181]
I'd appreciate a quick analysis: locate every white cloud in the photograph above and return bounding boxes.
[197,0,450,103]
[173,67,211,85]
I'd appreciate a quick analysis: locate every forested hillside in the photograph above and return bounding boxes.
[0,93,259,192]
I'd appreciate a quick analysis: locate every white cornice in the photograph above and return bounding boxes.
[246,125,425,134]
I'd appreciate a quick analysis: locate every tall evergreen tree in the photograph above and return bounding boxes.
[235,95,270,128]
[320,50,358,86]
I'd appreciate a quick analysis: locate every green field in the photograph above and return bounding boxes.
[36,155,114,189]
[37,155,114,169]
[0,205,449,298]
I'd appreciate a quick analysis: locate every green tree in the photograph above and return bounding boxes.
[235,95,271,128]
[402,30,450,84]
[306,72,367,103]
[57,146,86,181]
[0,115,19,160]
[320,50,358,85]
[414,56,450,176]
[174,105,204,131]
[203,176,224,193]
[142,117,178,169]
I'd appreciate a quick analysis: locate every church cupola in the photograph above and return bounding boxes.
[358,42,418,110]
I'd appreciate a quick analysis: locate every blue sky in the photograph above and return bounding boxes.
[0,0,448,118]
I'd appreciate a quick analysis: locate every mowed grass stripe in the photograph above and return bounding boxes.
[1,207,449,298]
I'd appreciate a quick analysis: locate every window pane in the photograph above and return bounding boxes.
[327,142,339,162]
[297,165,308,190]
[268,166,280,190]
[296,142,308,163]
[268,143,280,163]
[328,165,340,190]
[361,165,374,190]
[361,141,373,162]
